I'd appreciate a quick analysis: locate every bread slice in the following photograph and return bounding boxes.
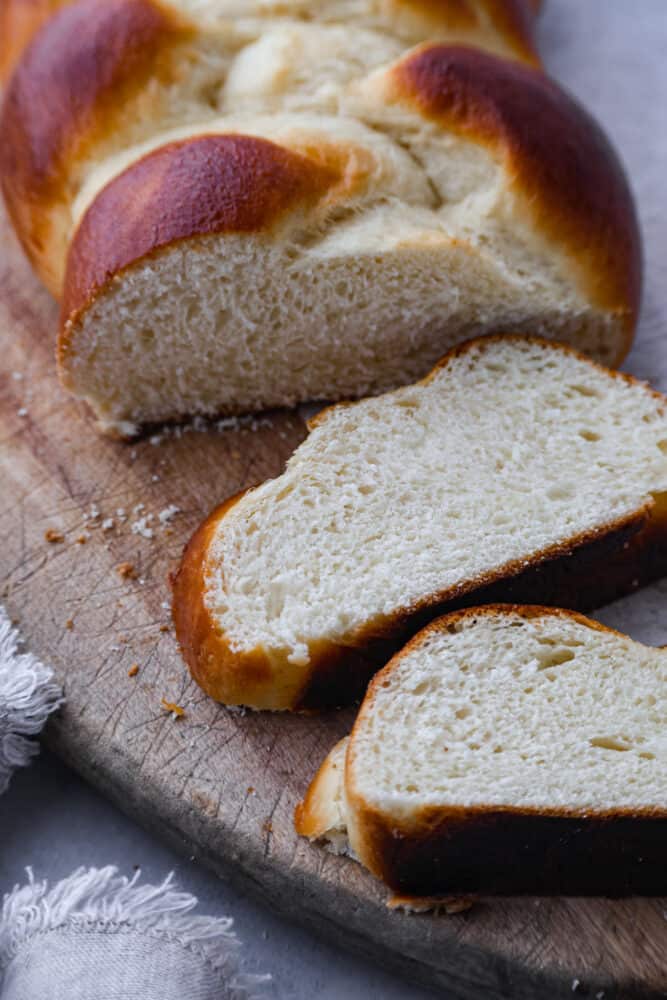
[295,605,667,899]
[171,336,667,711]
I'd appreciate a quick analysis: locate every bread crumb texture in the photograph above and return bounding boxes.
[161,698,185,717]
[349,607,667,815]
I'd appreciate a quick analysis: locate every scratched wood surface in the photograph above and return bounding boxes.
[1,2,667,997]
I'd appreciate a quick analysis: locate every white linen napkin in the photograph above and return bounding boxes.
[0,608,62,795]
[0,867,264,1000]
[0,607,265,998]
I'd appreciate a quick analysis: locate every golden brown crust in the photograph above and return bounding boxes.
[322,605,667,896]
[384,44,642,358]
[171,492,377,710]
[170,491,300,711]
[57,133,342,354]
[477,0,540,65]
[0,0,541,87]
[350,797,667,896]
[174,335,667,712]
[1,0,540,297]
[0,0,69,81]
[0,0,196,293]
[401,0,540,66]
[294,736,349,839]
[171,493,382,711]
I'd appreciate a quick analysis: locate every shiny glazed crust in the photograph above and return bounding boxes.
[0,0,541,83]
[58,133,342,337]
[171,335,667,712]
[298,605,667,897]
[0,0,541,296]
[1,0,639,375]
[53,42,643,366]
[0,0,196,294]
[382,44,642,343]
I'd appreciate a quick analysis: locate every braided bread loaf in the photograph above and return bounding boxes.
[1,0,640,435]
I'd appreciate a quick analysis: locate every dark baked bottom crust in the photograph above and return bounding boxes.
[344,602,667,897]
[365,807,667,897]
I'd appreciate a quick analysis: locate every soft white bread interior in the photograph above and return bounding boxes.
[295,605,667,898]
[171,336,667,711]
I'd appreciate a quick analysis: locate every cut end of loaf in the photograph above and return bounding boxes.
[52,39,639,432]
[3,0,640,428]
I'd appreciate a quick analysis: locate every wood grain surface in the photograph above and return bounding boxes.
[1,2,667,996]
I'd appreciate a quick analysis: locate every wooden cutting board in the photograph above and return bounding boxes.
[2,5,667,994]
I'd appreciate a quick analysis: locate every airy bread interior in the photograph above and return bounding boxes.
[62,216,612,435]
[349,609,666,817]
[297,606,667,871]
[202,338,667,673]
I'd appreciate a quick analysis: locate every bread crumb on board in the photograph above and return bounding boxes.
[117,561,137,580]
[45,528,64,543]
[387,894,474,915]
[65,618,74,630]
[127,664,140,677]
[161,698,185,718]
[148,413,273,447]
[158,504,180,524]
[131,514,154,539]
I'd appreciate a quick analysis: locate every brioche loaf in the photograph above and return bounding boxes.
[1,0,641,434]
[295,604,667,899]
[171,336,667,711]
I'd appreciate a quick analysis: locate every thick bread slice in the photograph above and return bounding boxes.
[57,43,640,434]
[0,0,539,295]
[171,336,667,711]
[295,605,667,898]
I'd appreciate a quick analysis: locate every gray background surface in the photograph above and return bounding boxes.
[2,2,666,997]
